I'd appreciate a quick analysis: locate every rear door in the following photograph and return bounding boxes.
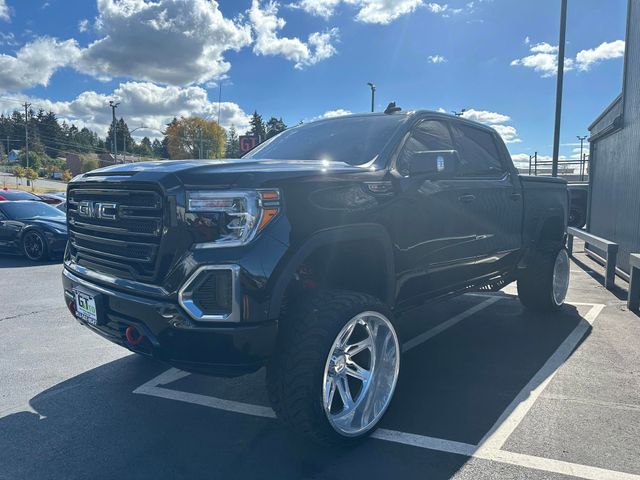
[448,122,523,278]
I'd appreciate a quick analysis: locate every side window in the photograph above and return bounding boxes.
[450,123,505,177]
[397,120,453,174]
[0,210,6,220]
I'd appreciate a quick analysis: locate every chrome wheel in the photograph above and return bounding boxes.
[552,249,570,306]
[23,231,45,261]
[322,311,400,437]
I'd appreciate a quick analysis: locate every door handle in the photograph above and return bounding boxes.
[458,194,476,204]
[510,192,522,201]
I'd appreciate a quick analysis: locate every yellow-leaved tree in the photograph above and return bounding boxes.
[164,117,226,160]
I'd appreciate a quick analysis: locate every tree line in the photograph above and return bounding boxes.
[0,107,287,168]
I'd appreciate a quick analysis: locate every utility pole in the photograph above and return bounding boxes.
[551,0,568,177]
[109,100,120,160]
[217,83,222,125]
[23,102,31,186]
[367,83,376,113]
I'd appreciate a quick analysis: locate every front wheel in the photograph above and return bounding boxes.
[22,230,49,262]
[518,247,570,312]
[267,290,400,445]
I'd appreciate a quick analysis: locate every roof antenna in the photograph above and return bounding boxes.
[384,102,401,114]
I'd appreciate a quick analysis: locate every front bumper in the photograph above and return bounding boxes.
[62,268,277,377]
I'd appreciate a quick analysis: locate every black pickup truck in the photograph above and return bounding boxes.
[62,110,569,444]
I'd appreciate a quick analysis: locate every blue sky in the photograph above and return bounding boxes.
[0,0,628,164]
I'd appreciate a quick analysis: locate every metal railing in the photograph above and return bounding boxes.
[567,226,618,289]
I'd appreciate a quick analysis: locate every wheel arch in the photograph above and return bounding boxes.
[267,224,396,320]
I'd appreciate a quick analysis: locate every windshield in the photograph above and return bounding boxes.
[1,202,66,220]
[243,115,407,165]
[0,190,40,200]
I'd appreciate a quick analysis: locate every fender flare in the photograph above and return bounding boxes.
[267,224,396,319]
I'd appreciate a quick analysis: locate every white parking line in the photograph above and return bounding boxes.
[477,303,605,452]
[132,300,630,480]
[402,296,501,352]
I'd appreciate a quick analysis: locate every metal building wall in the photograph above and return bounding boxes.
[588,0,640,274]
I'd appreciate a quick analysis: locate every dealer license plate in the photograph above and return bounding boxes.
[75,290,98,326]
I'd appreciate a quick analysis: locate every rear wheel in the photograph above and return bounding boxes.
[518,247,570,312]
[267,290,400,445]
[22,230,49,262]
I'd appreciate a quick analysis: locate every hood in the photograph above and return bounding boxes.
[73,158,371,189]
[25,217,68,232]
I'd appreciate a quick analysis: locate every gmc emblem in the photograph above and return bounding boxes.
[78,201,118,220]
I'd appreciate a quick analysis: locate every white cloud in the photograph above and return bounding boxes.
[292,0,448,24]
[0,82,251,138]
[529,42,557,54]
[461,108,510,124]
[0,0,10,21]
[512,39,624,77]
[510,42,571,77]
[249,0,338,68]
[78,0,252,85]
[0,37,81,92]
[575,40,625,71]
[353,0,424,23]
[524,36,530,45]
[78,19,90,33]
[427,54,447,63]
[320,108,352,118]
[426,2,448,13]
[290,0,342,18]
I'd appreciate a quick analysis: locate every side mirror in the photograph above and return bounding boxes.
[407,150,460,177]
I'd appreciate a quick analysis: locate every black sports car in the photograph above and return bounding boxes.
[0,201,68,261]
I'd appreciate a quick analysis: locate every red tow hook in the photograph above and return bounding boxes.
[125,325,144,346]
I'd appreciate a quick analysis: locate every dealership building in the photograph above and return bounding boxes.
[587,0,640,275]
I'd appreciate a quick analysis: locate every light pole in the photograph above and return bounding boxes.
[124,126,149,163]
[551,0,568,177]
[367,82,376,113]
[109,100,120,159]
[23,102,31,186]
[577,134,588,181]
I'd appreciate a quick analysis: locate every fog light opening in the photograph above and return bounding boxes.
[125,325,144,346]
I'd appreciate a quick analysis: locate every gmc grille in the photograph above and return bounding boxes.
[67,187,164,281]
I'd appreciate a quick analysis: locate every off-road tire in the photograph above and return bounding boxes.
[266,290,398,445]
[518,247,569,312]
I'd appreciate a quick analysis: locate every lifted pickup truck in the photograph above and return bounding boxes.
[62,110,569,444]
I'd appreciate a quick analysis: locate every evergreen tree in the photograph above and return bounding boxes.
[247,111,266,141]
[265,117,286,139]
[225,125,240,158]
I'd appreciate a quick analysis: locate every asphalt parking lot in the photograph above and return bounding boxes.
[1,245,640,480]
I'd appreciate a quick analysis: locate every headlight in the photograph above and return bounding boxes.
[186,189,281,248]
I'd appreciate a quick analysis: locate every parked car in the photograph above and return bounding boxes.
[0,200,68,261]
[568,183,588,229]
[56,201,67,214]
[61,109,569,444]
[52,191,67,198]
[0,189,42,201]
[37,193,65,205]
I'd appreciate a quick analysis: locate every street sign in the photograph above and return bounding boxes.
[239,135,259,154]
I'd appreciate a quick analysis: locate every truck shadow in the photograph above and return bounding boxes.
[0,295,592,480]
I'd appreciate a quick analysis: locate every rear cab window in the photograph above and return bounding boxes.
[450,122,506,178]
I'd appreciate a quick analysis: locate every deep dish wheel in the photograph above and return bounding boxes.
[267,290,400,445]
[518,247,570,312]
